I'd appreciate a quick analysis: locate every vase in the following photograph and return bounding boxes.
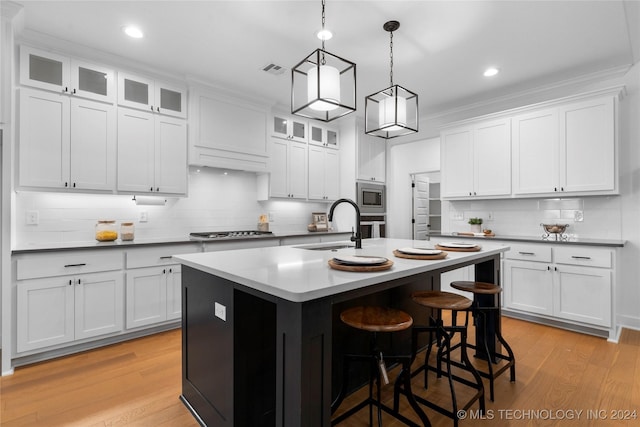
[470,224,481,233]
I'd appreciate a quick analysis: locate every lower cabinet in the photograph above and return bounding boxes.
[125,265,182,329]
[503,243,613,329]
[17,271,124,353]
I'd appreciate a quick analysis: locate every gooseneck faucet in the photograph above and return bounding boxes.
[328,198,362,249]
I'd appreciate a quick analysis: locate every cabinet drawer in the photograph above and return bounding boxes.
[504,244,552,262]
[126,244,201,269]
[16,250,123,280]
[553,246,612,268]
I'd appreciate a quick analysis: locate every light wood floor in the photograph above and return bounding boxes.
[1,317,639,427]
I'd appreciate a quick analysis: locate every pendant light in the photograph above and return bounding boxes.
[291,0,356,122]
[365,20,418,139]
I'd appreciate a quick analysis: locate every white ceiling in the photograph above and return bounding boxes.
[10,0,640,118]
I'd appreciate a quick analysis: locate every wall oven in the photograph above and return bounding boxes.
[356,182,386,214]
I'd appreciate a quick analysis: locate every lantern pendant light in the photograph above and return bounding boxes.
[365,20,418,139]
[291,0,356,122]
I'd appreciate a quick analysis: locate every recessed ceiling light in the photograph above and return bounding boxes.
[483,67,500,77]
[316,28,333,41]
[123,25,144,39]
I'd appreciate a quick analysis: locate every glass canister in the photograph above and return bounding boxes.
[120,222,135,241]
[95,220,118,241]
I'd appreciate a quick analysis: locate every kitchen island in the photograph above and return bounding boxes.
[174,238,509,427]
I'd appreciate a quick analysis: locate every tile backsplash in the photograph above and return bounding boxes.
[444,196,622,239]
[14,167,331,245]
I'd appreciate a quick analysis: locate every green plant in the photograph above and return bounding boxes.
[468,217,483,225]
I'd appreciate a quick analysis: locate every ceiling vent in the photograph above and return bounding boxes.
[262,63,286,76]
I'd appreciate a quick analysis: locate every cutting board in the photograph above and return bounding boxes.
[393,250,448,260]
[328,259,394,272]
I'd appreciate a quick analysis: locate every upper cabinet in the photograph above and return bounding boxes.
[357,132,386,183]
[118,72,187,118]
[20,45,115,104]
[441,118,511,199]
[309,123,339,149]
[512,95,616,196]
[271,113,308,143]
[440,90,620,200]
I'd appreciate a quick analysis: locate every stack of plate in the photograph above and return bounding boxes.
[332,255,388,266]
[437,242,479,249]
[395,247,442,256]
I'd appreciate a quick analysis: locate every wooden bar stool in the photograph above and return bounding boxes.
[331,306,431,427]
[449,281,516,401]
[397,291,485,427]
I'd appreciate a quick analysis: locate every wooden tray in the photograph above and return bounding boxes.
[435,244,481,252]
[328,258,394,272]
[393,250,448,260]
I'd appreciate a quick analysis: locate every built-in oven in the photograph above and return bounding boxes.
[360,215,386,239]
[356,182,386,214]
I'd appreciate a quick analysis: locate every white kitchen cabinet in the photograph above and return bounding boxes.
[267,138,308,199]
[19,88,116,191]
[357,133,386,182]
[117,108,187,195]
[441,118,511,199]
[512,96,616,196]
[271,113,308,143]
[20,45,115,103]
[308,145,340,201]
[118,71,186,118]
[309,123,339,149]
[125,265,181,329]
[17,271,124,353]
[189,90,268,172]
[503,243,613,329]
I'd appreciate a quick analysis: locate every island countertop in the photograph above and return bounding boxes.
[173,237,509,302]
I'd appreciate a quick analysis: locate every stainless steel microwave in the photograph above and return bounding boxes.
[356,182,386,214]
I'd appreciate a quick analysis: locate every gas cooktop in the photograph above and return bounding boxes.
[189,230,274,240]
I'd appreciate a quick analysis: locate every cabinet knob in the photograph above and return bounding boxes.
[63,87,68,93]
[65,182,68,187]
[156,187,160,192]
[554,187,558,192]
[157,107,160,113]
[150,187,154,191]
[69,279,73,286]
[77,279,81,285]
[72,88,77,94]
[150,106,154,111]
[72,183,76,188]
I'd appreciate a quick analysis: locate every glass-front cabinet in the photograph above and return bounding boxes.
[20,45,115,103]
[118,72,187,118]
[271,114,308,143]
[309,123,339,149]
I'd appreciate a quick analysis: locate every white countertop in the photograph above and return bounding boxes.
[174,238,509,302]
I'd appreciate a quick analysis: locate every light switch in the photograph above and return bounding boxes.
[214,302,226,321]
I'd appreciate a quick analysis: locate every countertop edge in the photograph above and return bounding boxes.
[429,233,625,248]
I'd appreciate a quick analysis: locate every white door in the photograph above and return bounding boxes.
[412,173,430,240]
[503,260,553,315]
[307,145,325,200]
[75,271,124,339]
[553,265,611,327]
[117,108,155,193]
[269,139,289,198]
[440,127,473,197]
[126,267,167,329]
[324,149,340,200]
[155,115,187,195]
[166,265,182,320]
[474,119,511,196]
[70,98,116,191]
[289,141,307,199]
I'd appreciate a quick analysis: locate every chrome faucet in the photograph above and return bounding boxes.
[328,198,362,249]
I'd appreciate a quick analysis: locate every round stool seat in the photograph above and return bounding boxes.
[340,306,413,332]
[411,290,472,311]
[450,281,502,295]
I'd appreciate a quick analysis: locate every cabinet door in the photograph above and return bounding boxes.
[126,267,167,329]
[19,88,70,189]
[118,72,154,111]
[324,148,340,200]
[289,141,308,199]
[560,97,615,193]
[155,81,187,118]
[308,145,325,200]
[269,139,289,198]
[440,127,473,197]
[166,265,182,320]
[326,128,339,149]
[554,265,611,327]
[19,45,70,93]
[117,108,155,193]
[503,260,553,316]
[512,108,559,195]
[271,114,307,142]
[74,271,124,340]
[155,115,187,195]
[70,98,116,191]
[474,119,511,196]
[70,59,115,103]
[309,124,326,147]
[17,277,74,352]
[357,134,386,182]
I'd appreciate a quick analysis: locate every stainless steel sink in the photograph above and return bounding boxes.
[295,243,355,251]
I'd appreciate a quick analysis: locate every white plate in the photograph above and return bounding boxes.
[333,255,388,265]
[397,247,442,255]
[437,241,479,249]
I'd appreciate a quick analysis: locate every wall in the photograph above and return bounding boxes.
[14,167,337,247]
